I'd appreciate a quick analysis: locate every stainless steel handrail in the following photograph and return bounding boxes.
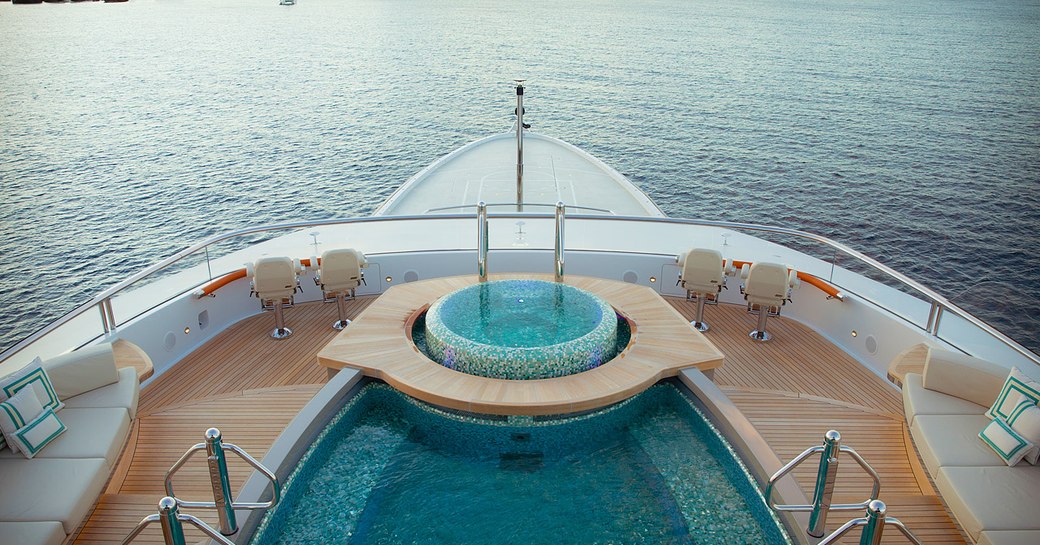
[554,201,565,282]
[2,212,1036,366]
[121,497,235,545]
[424,202,615,214]
[765,430,882,538]
[164,428,280,536]
[818,500,924,545]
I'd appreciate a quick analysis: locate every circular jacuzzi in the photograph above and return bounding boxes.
[423,279,619,379]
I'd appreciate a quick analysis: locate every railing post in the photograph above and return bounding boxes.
[99,301,111,335]
[157,497,188,545]
[477,201,488,282]
[554,201,565,282]
[932,305,945,336]
[859,500,887,545]
[204,428,238,535]
[808,430,841,537]
[515,81,525,212]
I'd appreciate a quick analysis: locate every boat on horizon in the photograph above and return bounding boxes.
[0,85,1037,545]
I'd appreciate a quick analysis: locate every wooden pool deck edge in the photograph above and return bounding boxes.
[317,274,724,415]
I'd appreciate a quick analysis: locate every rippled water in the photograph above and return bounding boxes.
[0,0,1037,355]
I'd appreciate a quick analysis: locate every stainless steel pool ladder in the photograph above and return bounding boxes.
[765,430,925,544]
[474,199,567,283]
[120,497,235,545]
[764,430,881,538]
[121,428,280,545]
[817,500,924,545]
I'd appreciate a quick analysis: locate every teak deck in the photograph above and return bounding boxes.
[318,274,724,415]
[70,289,967,545]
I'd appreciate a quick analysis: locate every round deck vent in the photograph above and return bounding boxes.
[865,335,878,355]
[163,331,177,352]
[622,271,639,284]
[404,270,419,283]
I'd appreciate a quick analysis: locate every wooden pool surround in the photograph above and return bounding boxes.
[318,274,724,415]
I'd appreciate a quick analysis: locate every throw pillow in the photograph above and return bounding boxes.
[11,408,66,459]
[979,417,1034,467]
[0,357,64,414]
[987,367,1040,421]
[1007,398,1040,465]
[0,386,45,455]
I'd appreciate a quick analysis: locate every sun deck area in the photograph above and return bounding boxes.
[71,293,968,545]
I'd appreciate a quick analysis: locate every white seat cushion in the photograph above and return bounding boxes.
[62,366,138,417]
[978,530,1040,545]
[911,414,1001,474]
[0,521,66,545]
[936,465,1040,540]
[42,343,119,401]
[0,407,129,466]
[902,373,987,426]
[0,457,109,534]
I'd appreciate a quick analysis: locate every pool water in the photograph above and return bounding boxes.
[422,280,620,379]
[249,384,790,545]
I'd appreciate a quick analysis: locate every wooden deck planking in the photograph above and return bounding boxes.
[71,288,965,544]
[138,297,373,415]
[668,298,903,415]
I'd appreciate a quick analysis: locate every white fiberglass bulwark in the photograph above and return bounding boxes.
[375,132,665,217]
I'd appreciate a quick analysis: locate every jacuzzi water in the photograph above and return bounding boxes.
[248,383,791,545]
[423,280,620,379]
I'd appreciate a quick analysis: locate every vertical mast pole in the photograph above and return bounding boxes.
[515,81,525,212]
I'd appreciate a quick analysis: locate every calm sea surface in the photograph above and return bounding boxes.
[1,0,1038,355]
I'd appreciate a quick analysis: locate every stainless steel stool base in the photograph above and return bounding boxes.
[691,321,710,332]
[749,330,772,342]
[270,327,293,340]
[332,319,351,330]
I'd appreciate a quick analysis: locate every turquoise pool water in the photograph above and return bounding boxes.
[249,383,790,545]
[423,280,620,379]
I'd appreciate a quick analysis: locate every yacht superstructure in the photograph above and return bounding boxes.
[1,87,1037,545]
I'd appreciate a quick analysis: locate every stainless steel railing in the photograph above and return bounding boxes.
[164,428,279,536]
[2,212,1036,367]
[121,497,235,545]
[122,429,279,545]
[765,430,881,538]
[818,500,924,545]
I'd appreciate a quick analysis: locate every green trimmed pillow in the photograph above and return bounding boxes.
[1007,398,1040,465]
[0,357,64,414]
[11,408,65,459]
[979,417,1034,466]
[0,387,45,455]
[987,367,1040,421]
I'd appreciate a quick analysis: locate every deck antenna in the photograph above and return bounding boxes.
[514,79,526,212]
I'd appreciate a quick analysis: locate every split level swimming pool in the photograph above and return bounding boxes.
[248,383,790,545]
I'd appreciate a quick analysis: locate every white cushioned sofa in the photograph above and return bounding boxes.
[897,345,1040,545]
[0,342,142,545]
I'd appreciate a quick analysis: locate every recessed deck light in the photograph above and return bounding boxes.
[385,276,393,283]
[184,327,191,334]
[851,330,858,337]
[649,277,657,283]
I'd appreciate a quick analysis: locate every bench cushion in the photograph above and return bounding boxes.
[902,373,986,426]
[0,407,130,466]
[923,349,1007,407]
[936,465,1040,540]
[978,530,1040,545]
[62,366,138,417]
[0,457,109,534]
[42,344,119,400]
[0,521,66,545]
[911,414,1000,474]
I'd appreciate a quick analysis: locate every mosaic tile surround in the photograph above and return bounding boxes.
[424,279,619,379]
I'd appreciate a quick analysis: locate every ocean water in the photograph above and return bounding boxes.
[0,0,1037,355]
